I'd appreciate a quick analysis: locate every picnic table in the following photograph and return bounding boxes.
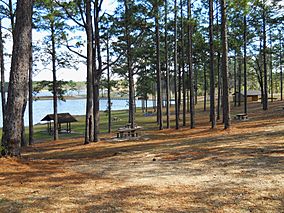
[116,123,142,138]
[235,113,248,121]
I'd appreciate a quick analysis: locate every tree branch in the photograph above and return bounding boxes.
[65,41,87,59]
[55,0,85,28]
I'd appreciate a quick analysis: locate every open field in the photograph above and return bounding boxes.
[0,101,284,212]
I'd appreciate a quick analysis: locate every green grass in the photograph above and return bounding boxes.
[28,108,160,142]
[0,108,158,143]
[0,104,204,143]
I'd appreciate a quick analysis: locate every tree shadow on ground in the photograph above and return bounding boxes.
[21,127,284,173]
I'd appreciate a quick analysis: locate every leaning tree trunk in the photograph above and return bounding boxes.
[209,0,216,128]
[220,0,230,129]
[1,0,32,156]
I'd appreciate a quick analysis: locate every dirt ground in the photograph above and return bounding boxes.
[0,101,284,213]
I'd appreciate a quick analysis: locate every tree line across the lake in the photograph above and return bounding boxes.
[0,0,283,156]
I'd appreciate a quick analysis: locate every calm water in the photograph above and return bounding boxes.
[0,98,153,127]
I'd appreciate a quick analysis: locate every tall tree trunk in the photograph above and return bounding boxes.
[216,2,221,120]
[269,29,273,102]
[178,64,181,120]
[209,0,216,128]
[174,0,179,129]
[262,2,268,110]
[93,82,100,141]
[203,63,207,111]
[234,50,237,107]
[280,30,283,101]
[0,20,5,126]
[217,52,221,120]
[125,0,135,128]
[28,36,33,145]
[188,0,195,128]
[243,15,248,114]
[93,0,102,142]
[194,66,198,105]
[154,1,163,130]
[152,89,156,112]
[165,0,170,128]
[106,28,111,133]
[1,0,32,156]
[21,102,27,147]
[238,55,242,106]
[180,0,186,126]
[84,0,93,144]
[187,90,190,113]
[255,58,264,103]
[51,21,58,141]
[258,36,264,103]
[8,0,14,31]
[220,0,230,129]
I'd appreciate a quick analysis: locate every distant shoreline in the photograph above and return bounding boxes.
[34,95,130,101]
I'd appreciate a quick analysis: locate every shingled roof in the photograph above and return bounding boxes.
[41,113,77,123]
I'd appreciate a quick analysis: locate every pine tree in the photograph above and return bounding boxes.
[188,0,195,128]
[209,0,216,128]
[1,0,33,156]
[220,0,230,129]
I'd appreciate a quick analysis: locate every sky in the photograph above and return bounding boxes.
[2,0,117,82]
[33,0,117,82]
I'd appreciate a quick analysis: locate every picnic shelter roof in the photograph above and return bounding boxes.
[41,113,77,123]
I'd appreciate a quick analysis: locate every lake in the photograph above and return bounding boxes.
[0,98,154,127]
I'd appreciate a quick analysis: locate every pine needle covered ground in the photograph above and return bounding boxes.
[0,101,283,212]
